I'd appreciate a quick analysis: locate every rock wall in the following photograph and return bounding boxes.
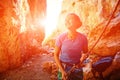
[0,0,21,72]
[0,0,46,72]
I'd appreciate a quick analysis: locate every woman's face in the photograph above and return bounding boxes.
[65,13,82,31]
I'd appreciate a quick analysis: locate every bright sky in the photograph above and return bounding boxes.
[45,0,63,38]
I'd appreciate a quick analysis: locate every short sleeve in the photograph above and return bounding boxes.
[55,32,66,48]
[83,35,88,53]
[79,33,88,53]
[55,36,62,47]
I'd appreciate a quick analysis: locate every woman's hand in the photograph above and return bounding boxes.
[80,52,88,64]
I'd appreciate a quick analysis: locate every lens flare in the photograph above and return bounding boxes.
[42,0,63,45]
[45,0,63,38]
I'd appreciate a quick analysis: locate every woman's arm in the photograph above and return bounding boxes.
[80,52,88,63]
[54,46,67,79]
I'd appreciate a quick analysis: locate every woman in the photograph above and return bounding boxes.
[54,13,88,80]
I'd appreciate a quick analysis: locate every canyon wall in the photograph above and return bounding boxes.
[0,0,46,72]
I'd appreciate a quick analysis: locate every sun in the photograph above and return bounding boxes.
[41,0,63,46]
[44,0,63,38]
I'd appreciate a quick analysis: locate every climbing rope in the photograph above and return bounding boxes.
[88,0,120,54]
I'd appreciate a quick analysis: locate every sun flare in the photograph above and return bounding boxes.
[45,0,63,38]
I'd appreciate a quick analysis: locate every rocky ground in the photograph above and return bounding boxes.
[0,50,120,80]
[0,53,55,80]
